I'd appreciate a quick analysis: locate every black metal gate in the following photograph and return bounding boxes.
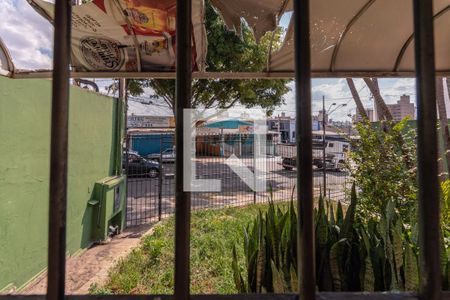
[125,133,349,227]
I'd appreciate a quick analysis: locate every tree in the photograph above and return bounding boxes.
[346,78,367,120]
[127,0,290,115]
[363,78,393,121]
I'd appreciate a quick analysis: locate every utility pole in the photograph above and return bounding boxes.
[322,96,326,196]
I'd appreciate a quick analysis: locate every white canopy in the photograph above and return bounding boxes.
[0,0,449,78]
[268,0,450,76]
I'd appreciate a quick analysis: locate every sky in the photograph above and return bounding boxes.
[0,0,426,121]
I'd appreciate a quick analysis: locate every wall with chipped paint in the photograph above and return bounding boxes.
[0,77,122,291]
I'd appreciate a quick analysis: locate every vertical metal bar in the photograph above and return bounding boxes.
[174,0,192,296]
[413,0,442,299]
[118,79,126,177]
[253,149,257,204]
[158,134,163,221]
[293,0,315,298]
[47,1,71,300]
[122,79,130,227]
[322,96,326,195]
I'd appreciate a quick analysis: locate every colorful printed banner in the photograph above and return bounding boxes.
[28,0,206,72]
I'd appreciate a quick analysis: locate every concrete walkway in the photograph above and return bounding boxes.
[21,224,155,295]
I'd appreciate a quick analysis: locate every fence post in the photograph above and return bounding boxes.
[158,134,163,221]
[253,147,257,204]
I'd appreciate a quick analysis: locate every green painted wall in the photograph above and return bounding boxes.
[0,77,121,291]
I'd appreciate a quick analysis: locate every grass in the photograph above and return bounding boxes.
[91,203,288,295]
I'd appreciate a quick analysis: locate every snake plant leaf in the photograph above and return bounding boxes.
[330,238,347,291]
[317,207,329,246]
[232,246,246,293]
[256,230,266,292]
[363,252,375,291]
[329,201,336,226]
[392,220,403,289]
[290,265,299,293]
[336,201,344,228]
[340,184,357,239]
[404,242,419,291]
[271,260,286,293]
[386,199,396,224]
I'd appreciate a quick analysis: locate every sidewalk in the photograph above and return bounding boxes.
[21,224,155,295]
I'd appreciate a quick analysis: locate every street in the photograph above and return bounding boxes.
[126,156,350,225]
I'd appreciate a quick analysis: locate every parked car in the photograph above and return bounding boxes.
[124,153,160,178]
[146,147,176,163]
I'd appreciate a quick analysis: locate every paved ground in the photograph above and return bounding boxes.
[21,224,155,295]
[126,157,350,226]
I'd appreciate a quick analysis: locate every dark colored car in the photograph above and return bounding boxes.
[124,153,160,178]
[146,147,176,163]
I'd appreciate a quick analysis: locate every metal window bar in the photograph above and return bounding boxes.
[293,0,316,298]
[0,0,446,299]
[174,0,192,297]
[413,0,442,299]
[46,1,72,300]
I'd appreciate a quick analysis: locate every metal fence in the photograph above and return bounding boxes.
[125,133,350,227]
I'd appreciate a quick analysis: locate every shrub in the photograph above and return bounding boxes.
[347,119,417,223]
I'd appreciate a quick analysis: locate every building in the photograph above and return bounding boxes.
[267,113,296,143]
[196,119,279,156]
[353,108,375,123]
[317,110,329,124]
[128,128,175,156]
[127,114,175,128]
[386,94,415,121]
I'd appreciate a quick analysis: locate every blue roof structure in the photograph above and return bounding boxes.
[205,119,252,129]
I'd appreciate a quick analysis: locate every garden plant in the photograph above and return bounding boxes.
[232,118,450,292]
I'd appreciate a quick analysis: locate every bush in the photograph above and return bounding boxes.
[346,119,417,223]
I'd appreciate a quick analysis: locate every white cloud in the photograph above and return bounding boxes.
[0,0,53,69]
[276,78,417,121]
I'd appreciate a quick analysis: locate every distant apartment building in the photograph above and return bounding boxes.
[353,95,415,122]
[386,95,415,121]
[127,114,175,128]
[353,108,375,123]
[267,113,296,143]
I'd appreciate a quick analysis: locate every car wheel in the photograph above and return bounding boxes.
[148,168,159,178]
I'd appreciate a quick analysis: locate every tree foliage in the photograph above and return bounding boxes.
[128,0,290,115]
[346,119,417,223]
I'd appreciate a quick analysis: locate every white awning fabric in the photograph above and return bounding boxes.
[0,0,449,78]
[0,37,14,77]
[268,0,450,76]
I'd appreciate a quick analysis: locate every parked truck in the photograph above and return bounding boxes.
[277,139,349,171]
